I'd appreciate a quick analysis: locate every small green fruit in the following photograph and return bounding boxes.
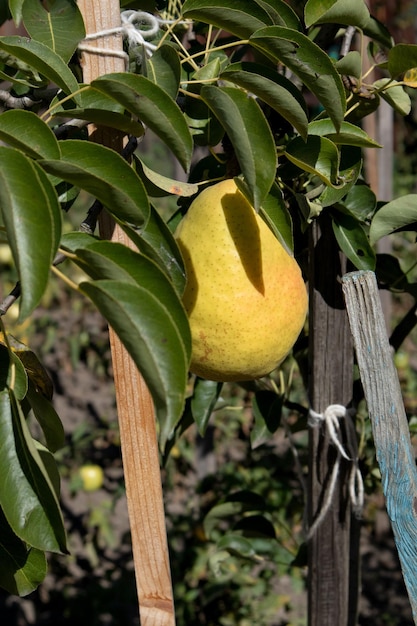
[79,464,104,492]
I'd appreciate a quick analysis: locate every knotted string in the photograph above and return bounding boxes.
[308,404,364,539]
[78,10,184,65]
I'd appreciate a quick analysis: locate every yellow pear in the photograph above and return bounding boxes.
[174,179,308,382]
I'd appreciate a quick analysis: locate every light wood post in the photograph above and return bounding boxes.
[77,3,176,624]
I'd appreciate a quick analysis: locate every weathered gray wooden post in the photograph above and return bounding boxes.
[342,270,417,624]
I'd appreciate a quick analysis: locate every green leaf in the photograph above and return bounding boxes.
[22,0,85,63]
[40,140,150,227]
[304,0,369,29]
[182,0,276,38]
[284,135,340,187]
[0,344,28,401]
[259,182,293,252]
[71,241,191,356]
[251,390,283,448]
[200,85,277,208]
[9,0,25,24]
[91,73,193,172]
[332,210,376,270]
[79,280,191,450]
[144,44,181,99]
[373,78,411,116]
[335,51,362,79]
[308,119,382,148]
[135,156,199,197]
[191,377,223,436]
[250,26,346,131]
[317,146,362,207]
[217,533,257,559]
[0,507,47,596]
[221,62,308,140]
[376,254,417,297]
[362,15,393,49]
[0,36,80,96]
[0,110,61,159]
[0,389,67,553]
[388,44,417,78]
[0,148,62,320]
[341,182,376,222]
[255,0,301,30]
[26,382,65,453]
[204,491,266,538]
[369,195,417,245]
[51,86,145,137]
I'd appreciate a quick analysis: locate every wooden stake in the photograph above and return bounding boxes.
[77,3,176,624]
[342,270,417,624]
[308,216,359,626]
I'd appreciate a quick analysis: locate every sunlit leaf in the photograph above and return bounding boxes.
[22,0,85,62]
[308,120,381,148]
[304,0,369,29]
[0,36,80,96]
[201,85,276,208]
[221,62,308,140]
[0,148,62,320]
[250,26,346,130]
[374,78,411,116]
[369,195,417,245]
[182,0,276,38]
[0,389,67,553]
[332,210,376,270]
[79,280,190,450]
[91,73,193,171]
[191,377,223,436]
[144,44,181,99]
[388,44,417,78]
[0,110,61,159]
[284,135,340,187]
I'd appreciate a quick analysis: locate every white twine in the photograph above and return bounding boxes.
[78,10,183,64]
[307,404,364,539]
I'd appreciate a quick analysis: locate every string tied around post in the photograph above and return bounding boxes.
[308,404,364,539]
[78,10,188,65]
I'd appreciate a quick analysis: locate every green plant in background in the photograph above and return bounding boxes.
[1,0,417,622]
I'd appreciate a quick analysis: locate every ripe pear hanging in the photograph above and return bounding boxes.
[175,179,308,381]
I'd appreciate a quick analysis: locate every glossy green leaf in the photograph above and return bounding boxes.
[374,78,411,116]
[184,62,226,147]
[91,73,193,172]
[9,0,25,24]
[0,110,61,159]
[0,344,28,401]
[221,62,308,140]
[369,195,417,245]
[285,135,340,187]
[191,377,223,436]
[308,120,382,148]
[51,86,145,137]
[201,85,276,208]
[342,183,376,221]
[0,507,47,596]
[144,44,181,99]
[251,390,283,448]
[0,389,67,553]
[259,182,293,252]
[0,36,80,96]
[335,51,362,79]
[362,15,393,49]
[22,0,85,63]
[135,156,199,197]
[0,148,62,320]
[79,280,190,449]
[26,382,65,453]
[250,26,346,131]
[40,140,150,227]
[317,146,362,207]
[388,44,417,78]
[71,241,191,355]
[304,0,369,29]
[182,0,276,38]
[376,254,417,297]
[255,0,301,30]
[332,210,376,270]
[119,201,187,296]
